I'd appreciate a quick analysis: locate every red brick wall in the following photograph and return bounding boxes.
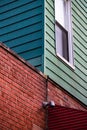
[0,43,86,130]
[0,44,46,130]
[47,80,86,111]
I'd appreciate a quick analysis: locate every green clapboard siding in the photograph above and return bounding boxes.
[0,0,44,72]
[44,0,87,105]
[0,0,87,106]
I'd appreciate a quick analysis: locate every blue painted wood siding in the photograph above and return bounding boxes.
[0,0,44,71]
[0,0,87,106]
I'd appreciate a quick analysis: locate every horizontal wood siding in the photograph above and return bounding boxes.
[0,0,44,71]
[44,0,87,105]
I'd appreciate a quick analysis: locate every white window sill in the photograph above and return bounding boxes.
[56,53,75,71]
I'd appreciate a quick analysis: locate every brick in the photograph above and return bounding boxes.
[0,45,86,130]
[32,124,43,130]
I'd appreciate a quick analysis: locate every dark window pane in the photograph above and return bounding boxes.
[62,29,69,61]
[56,21,69,61]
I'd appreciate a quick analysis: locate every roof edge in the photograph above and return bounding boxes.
[0,42,47,79]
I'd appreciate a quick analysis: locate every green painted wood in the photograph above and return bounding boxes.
[0,0,44,71]
[44,0,87,105]
[73,29,86,48]
[46,40,87,79]
[0,0,87,105]
[45,67,87,104]
[73,36,86,55]
[46,49,86,86]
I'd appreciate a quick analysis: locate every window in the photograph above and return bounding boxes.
[55,0,73,65]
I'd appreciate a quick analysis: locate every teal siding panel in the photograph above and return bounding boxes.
[19,47,42,60]
[0,0,16,7]
[4,31,42,48]
[12,39,42,54]
[0,0,44,71]
[0,1,42,20]
[28,56,42,67]
[44,0,87,105]
[0,6,42,28]
[0,14,42,35]
[0,0,34,12]
[0,22,42,41]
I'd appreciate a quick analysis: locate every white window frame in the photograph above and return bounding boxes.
[55,0,74,68]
